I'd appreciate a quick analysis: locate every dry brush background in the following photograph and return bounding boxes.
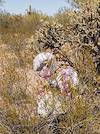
[0,1,100,134]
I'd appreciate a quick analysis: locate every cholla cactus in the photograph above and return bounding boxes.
[35,21,67,51]
[68,3,100,74]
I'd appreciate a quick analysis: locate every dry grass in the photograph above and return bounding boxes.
[0,2,100,134]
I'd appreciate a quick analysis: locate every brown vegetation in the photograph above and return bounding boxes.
[0,1,100,134]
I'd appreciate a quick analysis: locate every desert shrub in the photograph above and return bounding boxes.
[54,3,100,89]
[54,9,78,31]
[0,10,52,68]
[34,21,67,52]
[68,3,100,74]
[0,10,49,34]
[0,1,100,134]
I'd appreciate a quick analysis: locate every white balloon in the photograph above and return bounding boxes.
[33,53,79,117]
[37,91,66,117]
[33,52,54,71]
